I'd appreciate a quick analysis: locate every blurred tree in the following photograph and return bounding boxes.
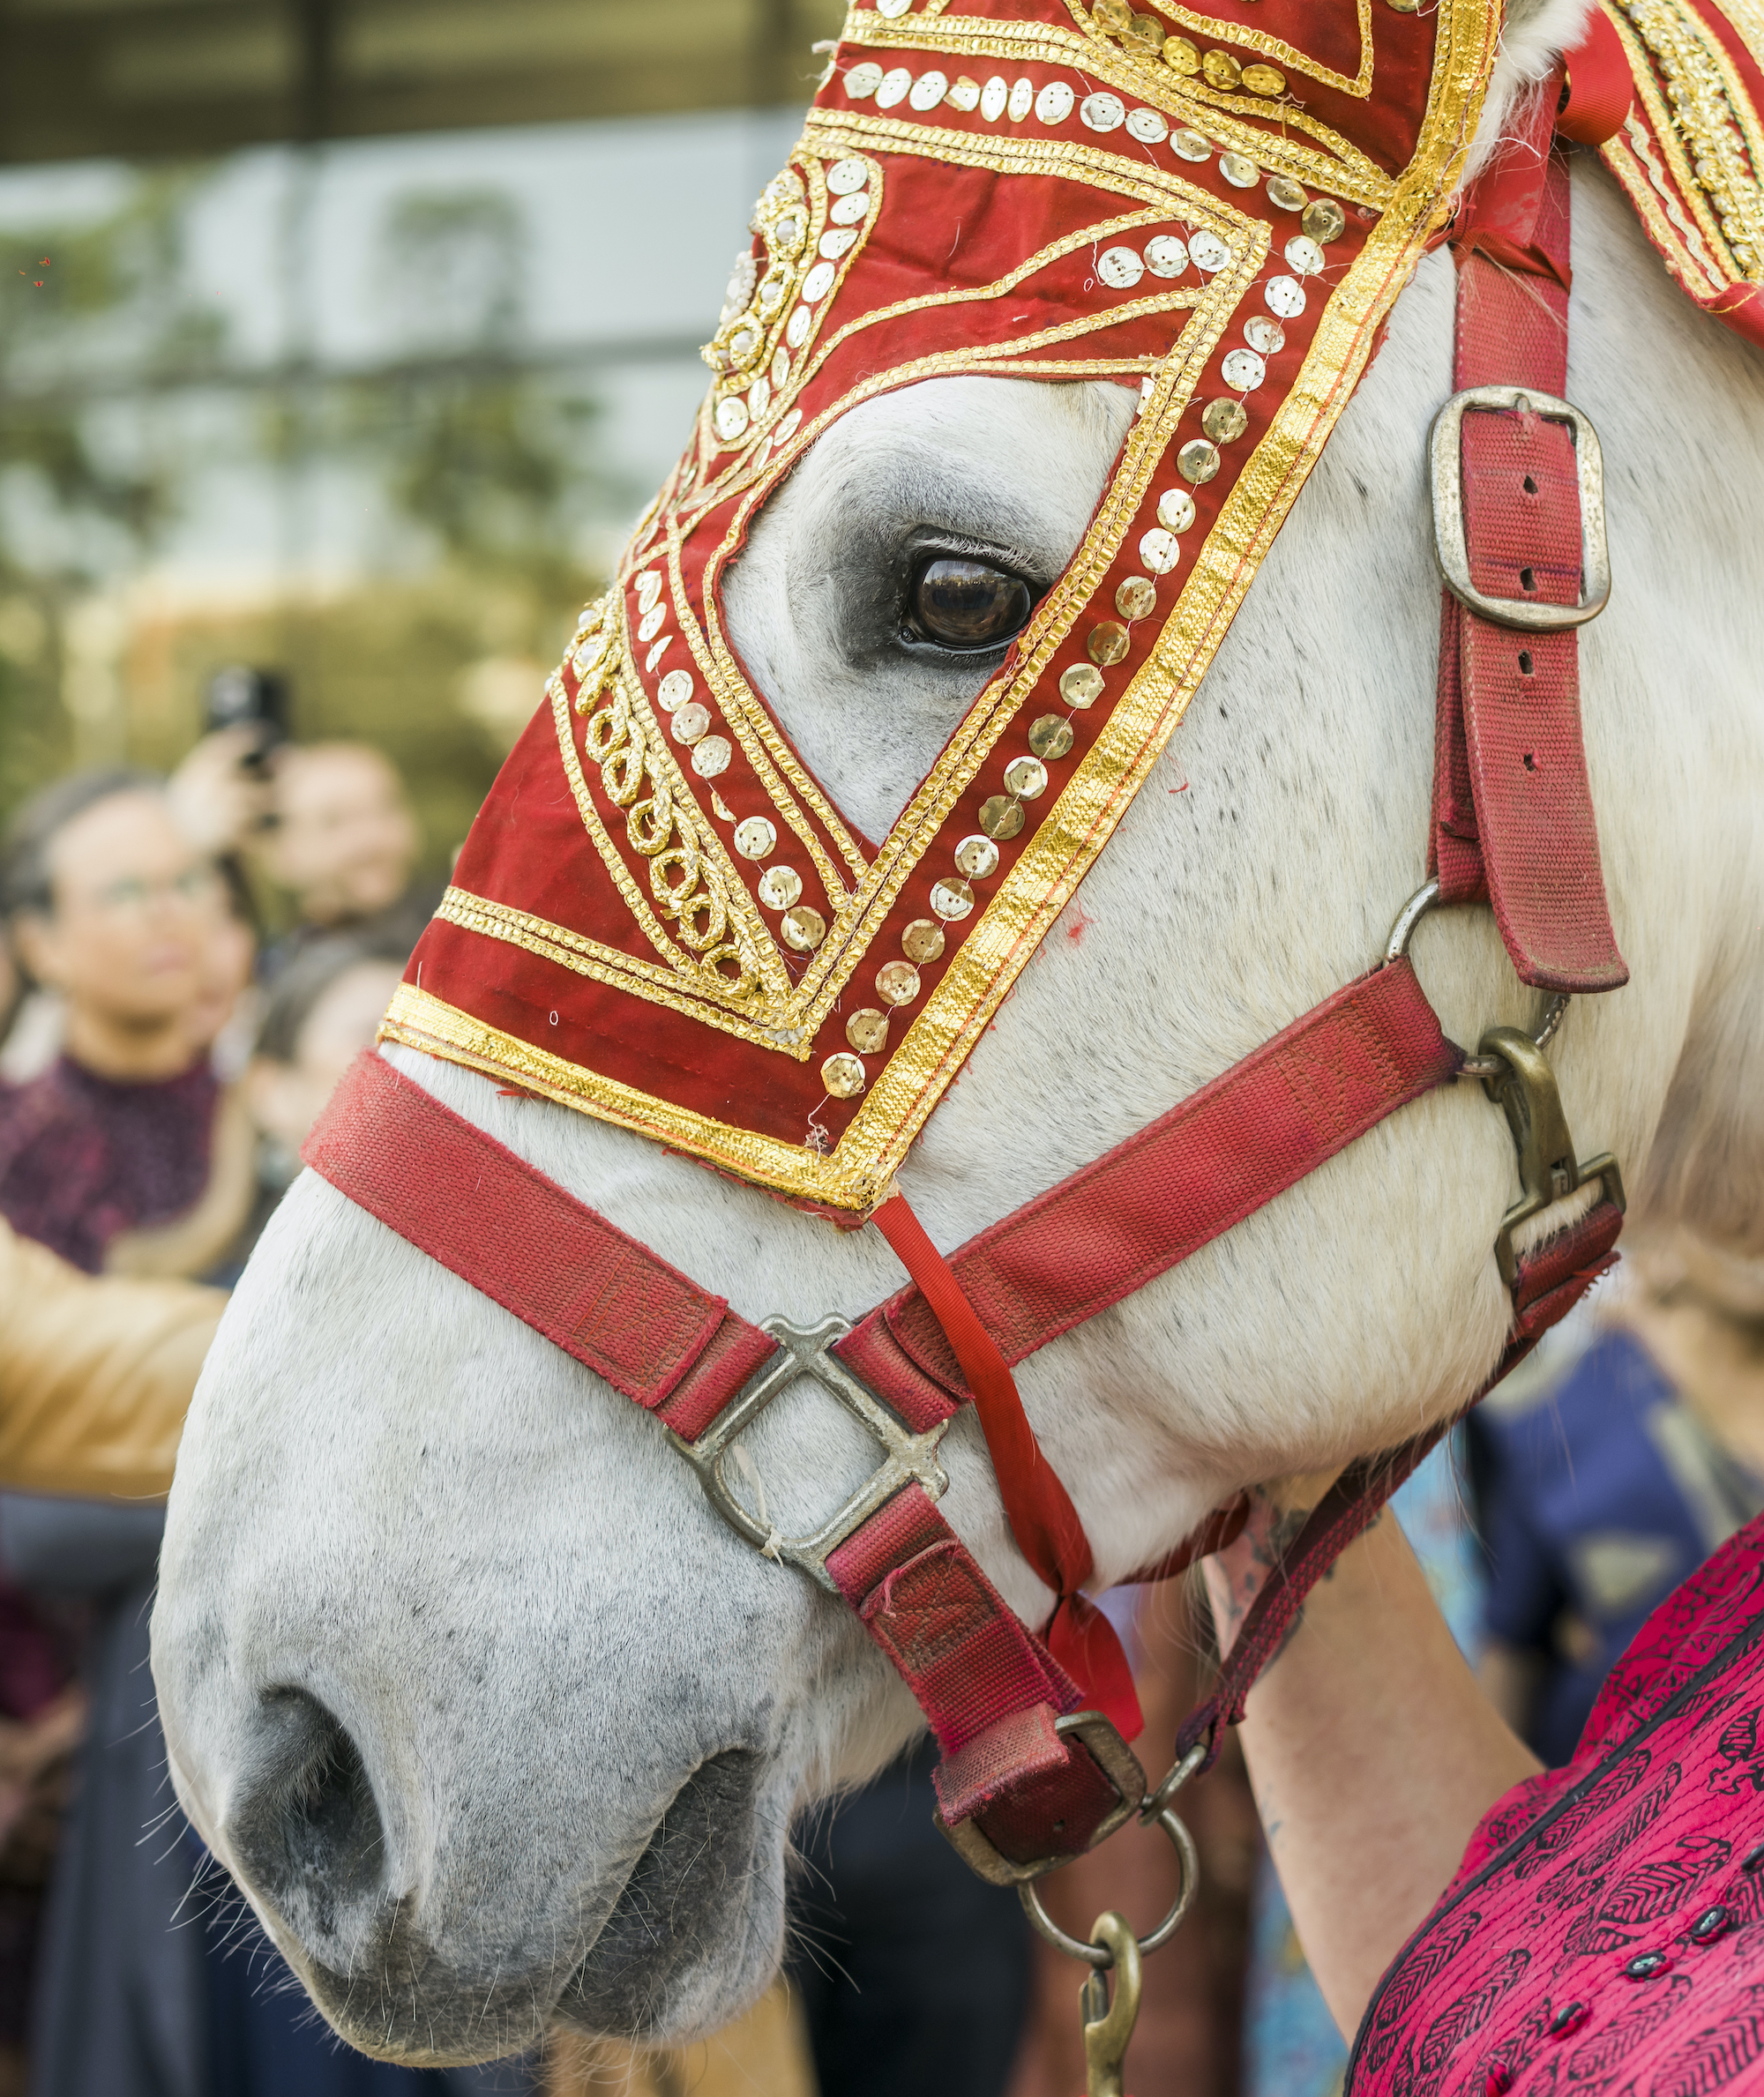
[0,174,227,807]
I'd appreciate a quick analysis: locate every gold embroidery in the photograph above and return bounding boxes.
[847,6,1391,177]
[415,0,1500,1208]
[1607,0,1763,278]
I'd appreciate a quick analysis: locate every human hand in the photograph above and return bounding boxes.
[168,727,277,855]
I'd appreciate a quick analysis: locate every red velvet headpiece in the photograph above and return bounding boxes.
[385,0,1757,1217]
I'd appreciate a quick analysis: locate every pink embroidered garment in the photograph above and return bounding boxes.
[1351,1509,1764,2094]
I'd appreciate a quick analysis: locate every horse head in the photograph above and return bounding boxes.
[151,0,1764,2064]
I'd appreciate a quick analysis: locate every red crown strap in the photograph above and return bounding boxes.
[1432,90,1629,995]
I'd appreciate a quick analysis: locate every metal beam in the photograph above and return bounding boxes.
[0,0,843,166]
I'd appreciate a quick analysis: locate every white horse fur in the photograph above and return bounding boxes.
[152,13,1764,2063]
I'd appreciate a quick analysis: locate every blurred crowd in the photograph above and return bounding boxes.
[0,681,1755,2097]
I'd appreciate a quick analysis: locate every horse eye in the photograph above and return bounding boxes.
[907,556,1034,651]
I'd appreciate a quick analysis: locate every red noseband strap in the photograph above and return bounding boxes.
[308,953,1469,1876]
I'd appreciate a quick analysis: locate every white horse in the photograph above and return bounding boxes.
[150,11,1764,2063]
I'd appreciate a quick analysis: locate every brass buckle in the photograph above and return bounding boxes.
[1428,384,1611,632]
[936,1711,1148,1887]
[1478,1026,1626,1287]
[667,1314,950,1593]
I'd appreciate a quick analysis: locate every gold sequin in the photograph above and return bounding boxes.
[781,906,826,951]
[1162,34,1200,73]
[1124,11,1165,51]
[876,959,922,1005]
[1092,0,1132,28]
[757,865,803,910]
[954,834,1000,878]
[930,877,975,922]
[1201,397,1249,443]
[1003,756,1050,799]
[979,794,1027,840]
[822,1052,865,1099]
[1088,621,1130,666]
[1302,198,1348,243]
[1059,662,1105,708]
[901,919,945,966]
[846,1009,889,1054]
[1201,49,1243,89]
[1267,175,1308,212]
[1242,62,1288,93]
[1115,574,1158,621]
[1220,153,1259,188]
[1028,715,1076,760]
[1178,437,1222,483]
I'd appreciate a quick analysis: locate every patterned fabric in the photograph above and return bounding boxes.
[1349,1510,1764,2095]
[383,0,1506,1218]
[1474,1330,1764,1768]
[1599,0,1764,349]
[0,1056,218,1275]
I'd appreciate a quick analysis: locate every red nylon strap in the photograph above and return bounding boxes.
[1175,1190,1624,1771]
[303,1052,776,1429]
[303,1054,1138,1864]
[1558,5,1635,146]
[868,1194,1143,1741]
[835,959,1460,1412]
[1431,88,1629,995]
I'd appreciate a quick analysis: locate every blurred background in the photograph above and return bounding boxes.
[0,0,839,855]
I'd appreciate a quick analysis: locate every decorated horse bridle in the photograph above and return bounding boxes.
[304,0,1762,1988]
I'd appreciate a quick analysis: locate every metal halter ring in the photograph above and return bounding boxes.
[1018,1801,1200,1966]
[1384,878,1569,1078]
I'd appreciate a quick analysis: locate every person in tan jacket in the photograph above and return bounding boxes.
[0,1210,219,1501]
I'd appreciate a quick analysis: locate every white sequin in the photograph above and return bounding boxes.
[1188,229,1232,272]
[638,604,666,642]
[644,638,670,673]
[1157,487,1197,532]
[774,407,803,445]
[691,735,732,779]
[842,64,882,101]
[1265,273,1306,317]
[713,395,749,441]
[657,670,694,712]
[1139,527,1180,574]
[1080,91,1125,131]
[786,304,812,347]
[909,70,948,109]
[945,76,981,110]
[1035,80,1075,124]
[1221,347,1267,389]
[1007,77,1034,120]
[1125,106,1169,142]
[746,375,771,418]
[980,75,1009,121]
[829,190,868,224]
[771,345,789,388]
[635,570,662,611]
[876,0,912,14]
[1098,245,1145,289]
[1144,235,1188,277]
[875,67,912,108]
[801,261,836,302]
[818,227,857,259]
[1245,314,1285,353]
[670,703,711,745]
[1284,234,1326,276]
[826,157,869,194]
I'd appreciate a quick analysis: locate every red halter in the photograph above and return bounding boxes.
[304,71,1632,1891]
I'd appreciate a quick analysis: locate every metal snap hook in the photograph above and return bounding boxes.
[1383,878,1569,1077]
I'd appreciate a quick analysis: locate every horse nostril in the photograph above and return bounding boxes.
[228,1690,384,1941]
